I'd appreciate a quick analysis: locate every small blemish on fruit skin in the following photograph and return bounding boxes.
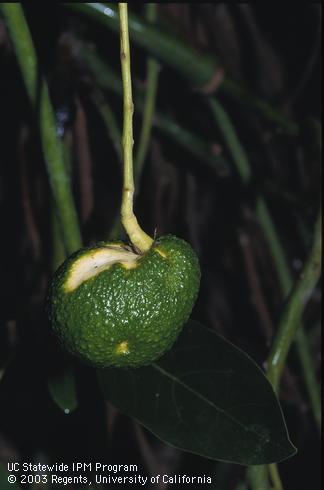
[115,341,130,355]
[121,261,139,270]
[155,247,167,258]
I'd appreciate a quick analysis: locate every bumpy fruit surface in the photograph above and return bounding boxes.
[48,235,200,368]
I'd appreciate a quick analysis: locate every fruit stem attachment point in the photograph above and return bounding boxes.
[119,3,153,253]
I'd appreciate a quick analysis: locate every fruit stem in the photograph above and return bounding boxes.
[119,3,153,253]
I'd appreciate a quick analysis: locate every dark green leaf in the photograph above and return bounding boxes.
[98,320,296,465]
[47,363,78,414]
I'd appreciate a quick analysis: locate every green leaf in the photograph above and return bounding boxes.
[0,463,20,490]
[98,320,296,465]
[47,363,78,414]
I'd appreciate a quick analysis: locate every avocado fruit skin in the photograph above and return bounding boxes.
[48,235,200,368]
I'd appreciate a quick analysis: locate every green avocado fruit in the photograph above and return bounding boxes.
[48,235,200,368]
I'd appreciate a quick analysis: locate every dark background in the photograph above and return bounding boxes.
[0,4,321,489]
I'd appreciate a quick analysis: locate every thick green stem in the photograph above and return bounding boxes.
[208,97,321,489]
[0,3,82,255]
[246,465,270,490]
[268,463,283,490]
[267,210,322,390]
[40,86,82,254]
[256,195,321,435]
[119,3,153,252]
[64,2,298,135]
[134,3,160,189]
[50,136,74,271]
[0,4,81,414]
